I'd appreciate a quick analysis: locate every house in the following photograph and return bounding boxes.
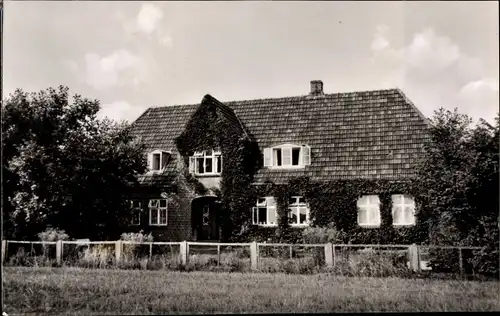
[129,80,430,242]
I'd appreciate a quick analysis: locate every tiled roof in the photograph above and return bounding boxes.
[131,104,198,153]
[131,88,430,184]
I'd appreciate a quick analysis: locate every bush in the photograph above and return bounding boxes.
[466,217,499,278]
[301,223,347,244]
[37,228,70,242]
[328,249,411,277]
[8,248,56,267]
[120,230,154,259]
[76,244,115,269]
[120,231,154,243]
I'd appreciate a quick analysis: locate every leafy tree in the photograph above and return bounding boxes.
[413,108,499,276]
[2,86,147,240]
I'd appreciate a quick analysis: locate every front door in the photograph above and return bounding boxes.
[192,197,220,241]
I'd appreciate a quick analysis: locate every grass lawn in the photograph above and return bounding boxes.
[2,267,499,314]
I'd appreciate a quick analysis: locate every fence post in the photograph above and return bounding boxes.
[217,244,221,266]
[250,241,258,270]
[1,240,7,263]
[115,240,122,262]
[408,244,420,272]
[332,244,336,267]
[56,240,63,265]
[458,248,463,277]
[324,243,334,268]
[179,241,188,265]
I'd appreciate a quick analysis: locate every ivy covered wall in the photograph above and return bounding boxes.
[175,95,261,241]
[171,95,426,244]
[239,177,426,244]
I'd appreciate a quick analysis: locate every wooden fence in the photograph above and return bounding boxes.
[1,240,483,275]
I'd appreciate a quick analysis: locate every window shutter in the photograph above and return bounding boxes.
[147,153,153,170]
[161,152,169,169]
[282,147,292,166]
[302,146,311,165]
[268,207,276,225]
[263,148,272,167]
[251,207,258,224]
[189,157,196,173]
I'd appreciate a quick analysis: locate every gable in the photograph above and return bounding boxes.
[175,94,249,155]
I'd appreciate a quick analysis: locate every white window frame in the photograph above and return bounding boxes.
[130,200,141,226]
[263,144,311,169]
[391,194,416,226]
[189,149,222,176]
[148,150,170,172]
[251,197,277,226]
[288,196,310,226]
[357,195,381,227]
[149,199,168,226]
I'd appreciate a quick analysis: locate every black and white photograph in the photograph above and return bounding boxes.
[1,1,499,314]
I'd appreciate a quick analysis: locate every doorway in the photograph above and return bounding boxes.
[191,197,220,241]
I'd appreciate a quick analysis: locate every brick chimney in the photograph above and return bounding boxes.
[310,80,324,95]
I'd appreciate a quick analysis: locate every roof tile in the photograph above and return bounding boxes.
[131,88,430,184]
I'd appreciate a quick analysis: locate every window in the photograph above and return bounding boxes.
[130,200,141,225]
[148,150,170,172]
[263,144,311,168]
[149,199,168,226]
[391,195,416,226]
[357,195,381,227]
[189,150,222,175]
[251,197,277,226]
[288,196,310,226]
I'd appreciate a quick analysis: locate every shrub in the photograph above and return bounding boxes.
[328,249,411,277]
[7,248,56,267]
[220,252,250,272]
[37,228,70,242]
[120,230,154,259]
[301,223,347,244]
[77,244,115,269]
[120,231,154,243]
[145,255,181,271]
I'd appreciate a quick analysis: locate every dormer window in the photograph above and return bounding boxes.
[148,150,170,172]
[189,149,222,176]
[263,144,311,168]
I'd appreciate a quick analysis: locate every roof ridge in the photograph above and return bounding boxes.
[149,103,199,110]
[224,87,400,104]
[147,87,401,111]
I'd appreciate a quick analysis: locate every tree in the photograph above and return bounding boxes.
[412,108,499,276]
[2,86,147,240]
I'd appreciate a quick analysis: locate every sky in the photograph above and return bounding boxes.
[3,1,499,123]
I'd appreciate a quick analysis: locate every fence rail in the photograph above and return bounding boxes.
[1,239,485,276]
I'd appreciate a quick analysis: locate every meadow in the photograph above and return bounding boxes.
[3,266,499,314]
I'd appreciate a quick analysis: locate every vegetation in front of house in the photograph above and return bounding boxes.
[2,86,148,241]
[412,109,499,277]
[3,267,499,314]
[5,229,492,280]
